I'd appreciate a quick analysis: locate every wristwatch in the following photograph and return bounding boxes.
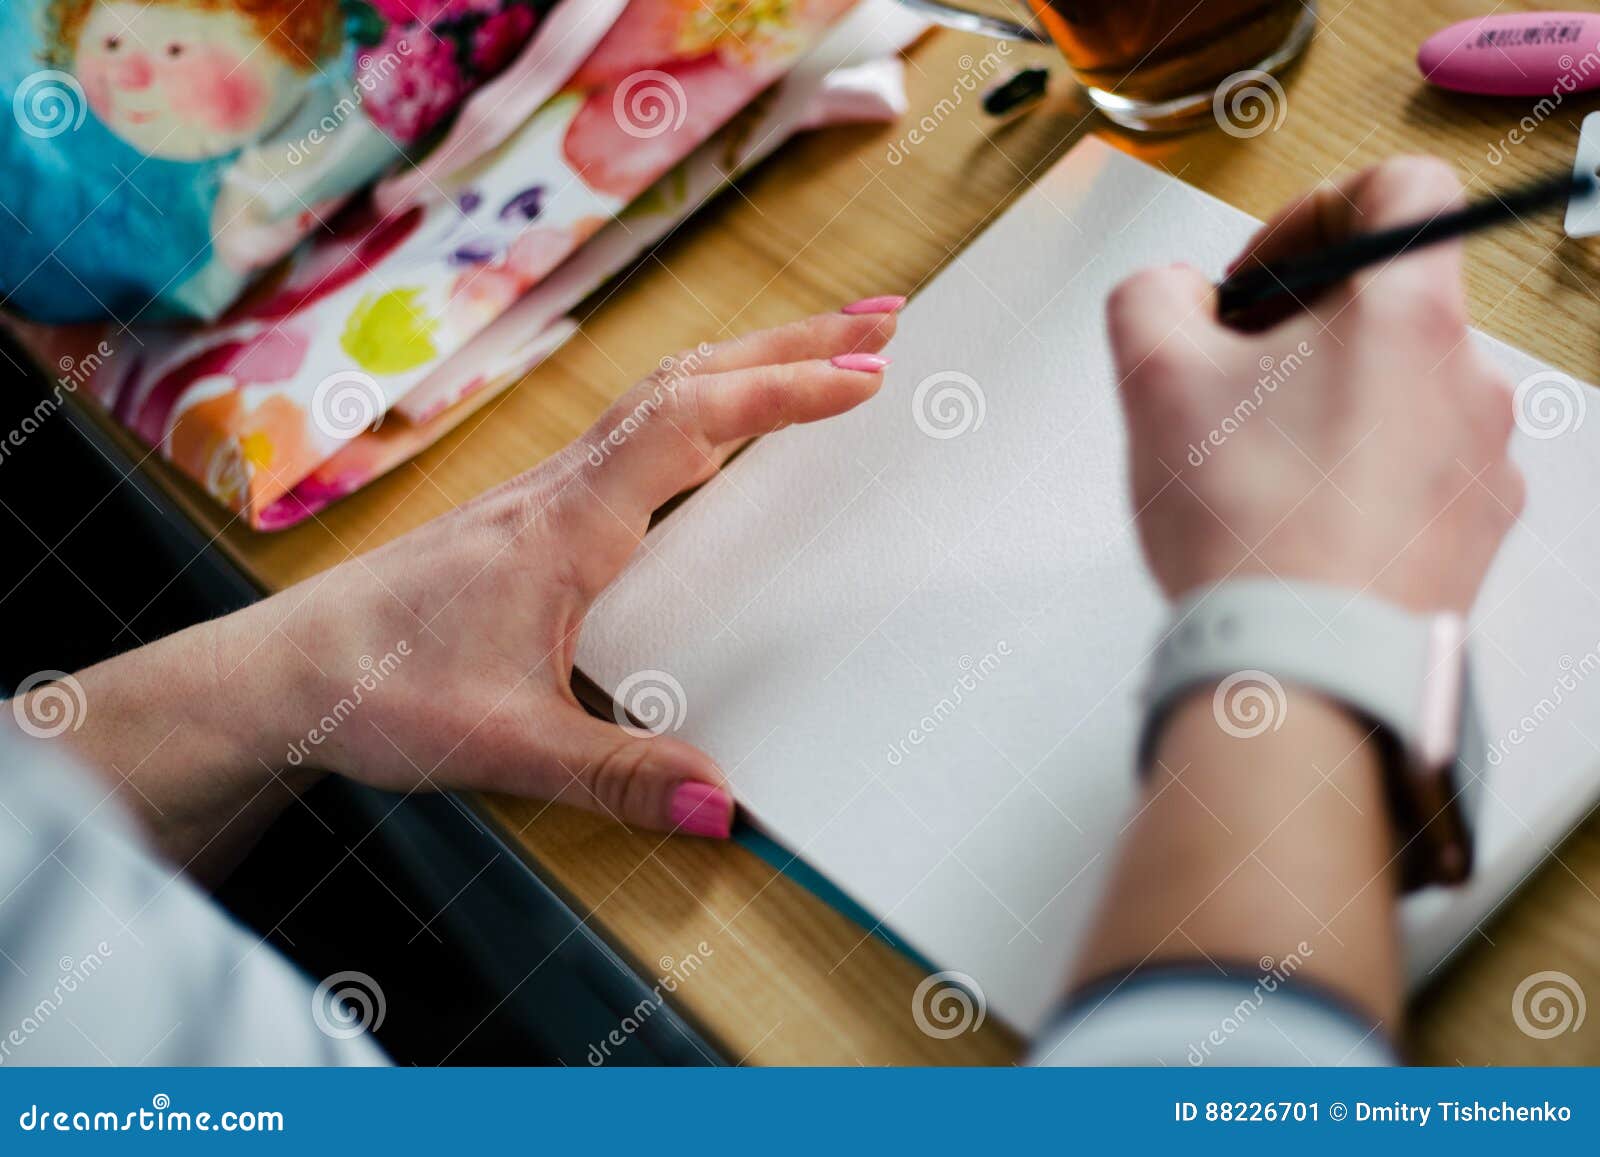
[1138,578,1481,891]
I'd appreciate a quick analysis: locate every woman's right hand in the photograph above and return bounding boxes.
[1066,159,1521,1033]
[1107,156,1523,615]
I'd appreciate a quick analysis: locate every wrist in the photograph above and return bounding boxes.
[1148,683,1387,817]
[1092,682,1403,1027]
[34,615,324,879]
[215,587,423,787]
[206,601,329,787]
[1142,577,1473,887]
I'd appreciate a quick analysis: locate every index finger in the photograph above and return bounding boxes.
[581,354,888,528]
[1225,157,1468,322]
[1225,179,1353,278]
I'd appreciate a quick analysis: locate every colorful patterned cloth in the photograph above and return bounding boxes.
[0,0,580,323]
[4,1,922,530]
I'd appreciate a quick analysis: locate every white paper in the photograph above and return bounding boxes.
[577,137,1600,1033]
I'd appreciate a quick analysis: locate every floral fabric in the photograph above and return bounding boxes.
[0,0,568,323]
[4,0,921,531]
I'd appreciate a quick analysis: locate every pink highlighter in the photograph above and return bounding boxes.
[1418,12,1600,96]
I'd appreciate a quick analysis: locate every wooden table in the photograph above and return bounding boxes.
[87,0,1600,1064]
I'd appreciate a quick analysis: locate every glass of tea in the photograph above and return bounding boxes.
[897,0,1316,132]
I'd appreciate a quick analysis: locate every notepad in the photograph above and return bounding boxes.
[577,137,1600,1033]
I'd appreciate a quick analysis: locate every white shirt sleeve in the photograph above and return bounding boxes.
[1028,969,1397,1067]
[0,724,387,1066]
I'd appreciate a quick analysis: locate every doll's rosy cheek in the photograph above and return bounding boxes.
[76,56,115,115]
[169,49,271,135]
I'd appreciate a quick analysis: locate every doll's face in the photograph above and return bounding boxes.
[75,1,303,160]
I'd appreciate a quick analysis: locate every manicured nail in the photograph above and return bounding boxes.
[842,295,907,315]
[831,353,890,373]
[669,781,734,839]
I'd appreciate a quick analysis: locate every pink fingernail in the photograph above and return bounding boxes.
[670,781,734,839]
[831,353,890,373]
[842,295,907,315]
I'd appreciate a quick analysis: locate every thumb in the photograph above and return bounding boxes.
[543,710,735,838]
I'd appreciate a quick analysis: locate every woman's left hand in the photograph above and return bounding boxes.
[22,306,899,878]
[213,306,900,837]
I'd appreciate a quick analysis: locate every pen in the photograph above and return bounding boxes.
[1215,170,1596,324]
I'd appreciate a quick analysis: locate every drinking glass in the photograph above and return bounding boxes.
[897,0,1316,132]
